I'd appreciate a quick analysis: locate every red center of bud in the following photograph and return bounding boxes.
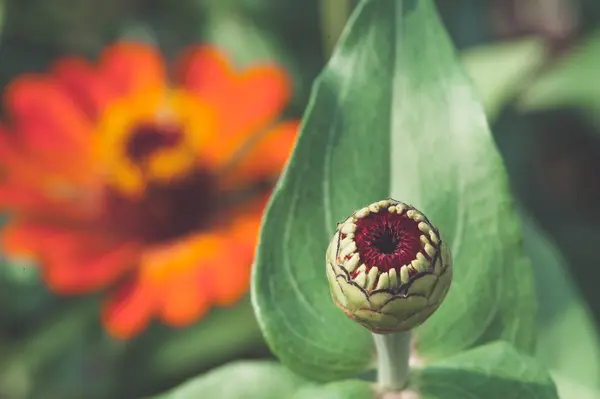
[353,209,422,274]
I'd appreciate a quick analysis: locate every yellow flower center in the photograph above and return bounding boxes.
[92,87,223,244]
[94,88,216,197]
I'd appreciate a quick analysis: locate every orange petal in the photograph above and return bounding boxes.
[102,274,155,339]
[52,57,116,119]
[220,120,299,189]
[175,46,234,100]
[158,270,211,326]
[222,64,292,139]
[99,41,166,97]
[206,194,268,306]
[140,232,238,325]
[177,46,292,140]
[2,222,138,293]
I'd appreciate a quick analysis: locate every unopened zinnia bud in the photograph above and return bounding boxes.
[326,199,452,333]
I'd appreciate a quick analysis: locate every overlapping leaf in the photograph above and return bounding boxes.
[155,342,558,399]
[252,0,536,381]
[521,214,600,398]
[414,342,558,399]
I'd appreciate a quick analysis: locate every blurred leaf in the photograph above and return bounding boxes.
[461,37,547,121]
[2,0,131,53]
[0,0,4,41]
[148,299,264,377]
[0,299,99,398]
[550,373,600,399]
[202,7,289,66]
[520,212,600,397]
[154,361,310,399]
[253,0,536,382]
[415,341,558,399]
[519,29,600,122]
[434,0,492,49]
[114,298,267,399]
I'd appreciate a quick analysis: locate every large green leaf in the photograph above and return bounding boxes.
[520,213,600,398]
[156,343,557,399]
[154,361,375,399]
[293,380,374,399]
[154,361,309,399]
[252,0,535,381]
[384,0,535,360]
[414,341,558,399]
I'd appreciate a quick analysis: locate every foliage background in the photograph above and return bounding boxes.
[0,0,599,398]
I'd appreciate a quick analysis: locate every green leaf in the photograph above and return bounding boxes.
[386,0,536,360]
[519,29,600,122]
[549,373,600,399]
[520,213,600,397]
[153,361,376,399]
[252,0,535,382]
[293,380,374,399]
[155,361,309,399]
[461,38,547,122]
[414,341,558,399]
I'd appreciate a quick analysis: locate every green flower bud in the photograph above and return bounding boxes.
[326,199,452,333]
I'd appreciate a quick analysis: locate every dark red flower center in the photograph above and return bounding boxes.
[126,122,183,163]
[104,171,220,244]
[99,122,218,244]
[353,210,422,274]
[102,122,274,245]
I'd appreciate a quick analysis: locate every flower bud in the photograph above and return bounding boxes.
[326,199,452,333]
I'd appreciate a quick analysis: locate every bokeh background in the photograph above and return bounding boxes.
[0,0,599,398]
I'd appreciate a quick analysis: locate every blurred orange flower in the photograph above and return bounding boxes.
[0,42,298,339]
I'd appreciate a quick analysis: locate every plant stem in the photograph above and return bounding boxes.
[319,0,352,59]
[373,331,412,392]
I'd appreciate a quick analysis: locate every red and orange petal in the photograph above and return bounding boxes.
[98,41,166,98]
[0,184,93,221]
[52,57,117,120]
[176,46,234,100]
[176,46,293,159]
[102,206,265,339]
[1,221,138,293]
[50,42,165,121]
[218,120,299,190]
[3,76,96,185]
[0,127,56,192]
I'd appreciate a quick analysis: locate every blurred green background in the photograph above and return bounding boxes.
[0,0,599,398]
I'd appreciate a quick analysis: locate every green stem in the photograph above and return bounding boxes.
[319,0,352,59]
[373,331,412,392]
